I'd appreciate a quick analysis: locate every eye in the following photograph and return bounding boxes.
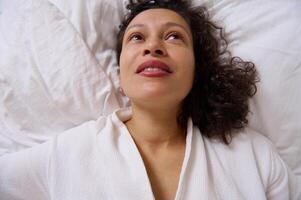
[128,33,144,42]
[166,32,182,41]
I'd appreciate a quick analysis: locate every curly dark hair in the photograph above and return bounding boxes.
[116,0,259,144]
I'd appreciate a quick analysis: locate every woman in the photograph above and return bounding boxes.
[0,0,299,199]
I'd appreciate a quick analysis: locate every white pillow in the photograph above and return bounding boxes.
[202,0,301,179]
[48,0,126,76]
[0,0,124,154]
[1,0,300,183]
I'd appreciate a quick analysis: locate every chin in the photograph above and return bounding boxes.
[138,87,171,98]
[129,91,184,108]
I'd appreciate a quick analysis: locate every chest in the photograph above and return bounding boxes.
[139,147,185,200]
[145,161,182,200]
[48,127,268,200]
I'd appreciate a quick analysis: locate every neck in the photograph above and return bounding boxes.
[125,104,186,151]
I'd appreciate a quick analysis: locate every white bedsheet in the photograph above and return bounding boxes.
[1,108,300,199]
[207,0,301,181]
[0,0,123,153]
[0,0,300,184]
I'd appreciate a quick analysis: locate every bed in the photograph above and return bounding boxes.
[0,0,300,187]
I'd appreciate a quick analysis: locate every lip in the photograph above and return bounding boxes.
[136,60,172,75]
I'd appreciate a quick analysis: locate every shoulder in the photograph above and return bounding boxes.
[202,127,300,199]
[202,128,276,180]
[50,108,130,161]
[229,127,277,159]
[54,107,130,147]
[203,127,278,160]
[205,127,283,174]
[52,114,114,154]
[202,127,277,163]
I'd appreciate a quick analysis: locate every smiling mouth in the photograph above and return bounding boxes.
[139,66,170,73]
[136,60,172,77]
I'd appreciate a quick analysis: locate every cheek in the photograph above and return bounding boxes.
[182,50,195,90]
[119,68,129,92]
[119,45,137,70]
[119,49,134,91]
[180,49,195,77]
[119,53,127,88]
[119,49,127,70]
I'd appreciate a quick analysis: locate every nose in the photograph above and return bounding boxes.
[143,38,167,57]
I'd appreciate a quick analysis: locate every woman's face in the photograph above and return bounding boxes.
[119,8,195,109]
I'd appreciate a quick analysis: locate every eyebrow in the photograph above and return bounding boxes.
[125,22,191,37]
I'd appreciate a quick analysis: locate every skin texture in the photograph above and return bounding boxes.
[120,8,195,112]
[119,9,195,200]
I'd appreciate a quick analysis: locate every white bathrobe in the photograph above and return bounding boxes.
[0,107,300,200]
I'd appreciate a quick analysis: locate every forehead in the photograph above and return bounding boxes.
[126,8,191,32]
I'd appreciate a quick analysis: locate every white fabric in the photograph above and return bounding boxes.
[202,0,301,181]
[0,107,300,200]
[47,0,125,77]
[0,0,123,155]
[0,0,300,189]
